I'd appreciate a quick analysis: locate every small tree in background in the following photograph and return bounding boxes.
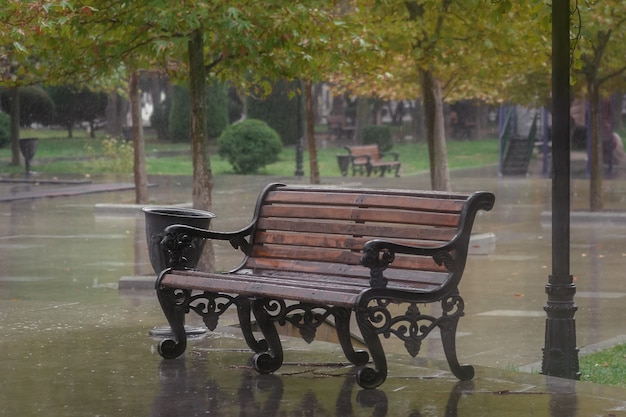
[217,119,282,174]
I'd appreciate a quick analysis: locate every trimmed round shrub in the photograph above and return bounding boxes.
[217,119,282,174]
[362,125,393,152]
[0,111,9,148]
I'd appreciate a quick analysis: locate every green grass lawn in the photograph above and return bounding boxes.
[0,128,499,177]
[579,343,626,387]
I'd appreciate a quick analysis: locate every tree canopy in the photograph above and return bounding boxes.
[3,1,626,201]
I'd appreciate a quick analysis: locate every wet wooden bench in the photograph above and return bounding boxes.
[345,144,401,177]
[155,183,495,389]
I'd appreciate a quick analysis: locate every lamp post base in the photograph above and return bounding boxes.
[541,281,580,379]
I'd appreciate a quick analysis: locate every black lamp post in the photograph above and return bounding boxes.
[541,0,580,379]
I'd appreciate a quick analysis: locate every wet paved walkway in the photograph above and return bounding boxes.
[1,166,626,416]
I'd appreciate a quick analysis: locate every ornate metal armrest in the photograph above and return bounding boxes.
[360,239,456,288]
[162,224,254,257]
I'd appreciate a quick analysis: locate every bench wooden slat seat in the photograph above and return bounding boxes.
[155,183,495,389]
[344,145,401,177]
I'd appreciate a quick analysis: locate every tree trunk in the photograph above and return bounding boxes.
[130,69,149,204]
[305,81,320,184]
[188,27,215,271]
[588,80,603,211]
[420,69,451,191]
[9,87,20,167]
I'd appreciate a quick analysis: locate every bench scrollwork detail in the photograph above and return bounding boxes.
[360,244,395,288]
[160,231,197,269]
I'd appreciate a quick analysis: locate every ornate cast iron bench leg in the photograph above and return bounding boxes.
[355,305,388,389]
[251,298,284,374]
[334,307,370,366]
[237,298,269,353]
[354,294,473,388]
[155,282,188,359]
[439,296,474,380]
[156,273,258,360]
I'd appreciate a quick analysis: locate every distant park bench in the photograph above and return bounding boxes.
[344,144,401,177]
[153,183,495,389]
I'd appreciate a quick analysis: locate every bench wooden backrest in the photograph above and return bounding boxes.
[238,183,491,290]
[346,145,382,163]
